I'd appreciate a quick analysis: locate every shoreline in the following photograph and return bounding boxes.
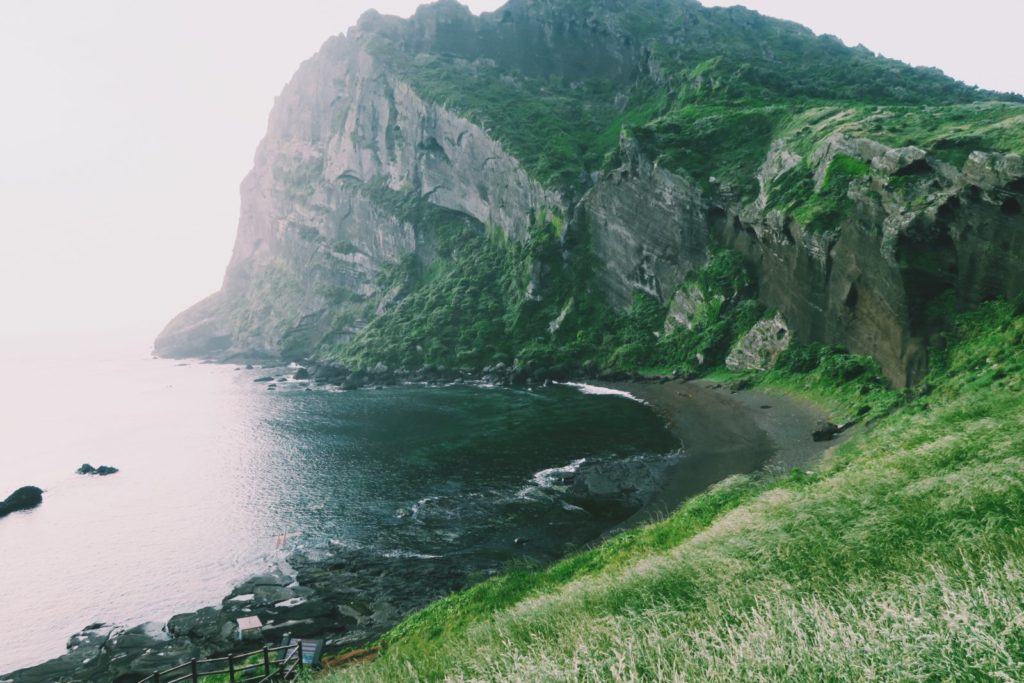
[604,378,847,531]
[4,374,846,682]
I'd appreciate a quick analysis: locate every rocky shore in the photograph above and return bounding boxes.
[4,457,677,683]
[3,366,842,683]
[294,359,692,392]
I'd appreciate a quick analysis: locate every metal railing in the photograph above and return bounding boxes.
[137,639,308,683]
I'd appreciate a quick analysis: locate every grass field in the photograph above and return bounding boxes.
[314,300,1024,682]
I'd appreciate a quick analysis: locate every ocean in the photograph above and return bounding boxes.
[0,339,676,673]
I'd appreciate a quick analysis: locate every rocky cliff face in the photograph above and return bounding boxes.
[157,11,561,359]
[721,143,1024,385]
[157,0,1024,386]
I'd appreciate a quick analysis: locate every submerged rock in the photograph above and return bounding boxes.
[0,486,43,518]
[564,454,682,518]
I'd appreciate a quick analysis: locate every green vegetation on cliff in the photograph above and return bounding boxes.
[315,0,1024,378]
[318,300,1024,682]
[368,0,1019,198]
[324,186,767,378]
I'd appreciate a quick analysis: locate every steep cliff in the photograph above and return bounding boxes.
[156,0,1024,386]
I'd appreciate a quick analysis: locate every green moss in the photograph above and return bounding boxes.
[632,104,786,198]
[767,154,872,233]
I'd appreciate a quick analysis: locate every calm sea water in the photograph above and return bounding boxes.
[0,340,676,674]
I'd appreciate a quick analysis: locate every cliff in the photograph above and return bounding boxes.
[156,0,1024,386]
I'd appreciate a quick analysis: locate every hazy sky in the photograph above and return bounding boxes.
[0,0,1020,348]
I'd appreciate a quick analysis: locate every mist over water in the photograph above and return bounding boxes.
[0,339,676,674]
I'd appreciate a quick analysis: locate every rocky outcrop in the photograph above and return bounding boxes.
[715,147,1024,386]
[0,486,42,518]
[664,282,720,334]
[726,313,791,371]
[156,9,563,361]
[581,134,709,309]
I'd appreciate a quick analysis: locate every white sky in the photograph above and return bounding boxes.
[0,0,1020,348]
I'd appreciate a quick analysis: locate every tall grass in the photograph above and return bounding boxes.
[320,301,1024,682]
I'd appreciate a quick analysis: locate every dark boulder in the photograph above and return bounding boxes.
[509,367,530,385]
[253,376,274,383]
[729,378,754,392]
[275,596,335,622]
[812,421,841,442]
[293,367,310,380]
[0,486,43,518]
[167,606,232,646]
[252,584,294,606]
[227,572,292,597]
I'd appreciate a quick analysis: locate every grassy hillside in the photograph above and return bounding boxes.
[316,300,1024,681]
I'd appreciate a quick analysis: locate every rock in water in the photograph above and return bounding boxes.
[0,486,43,517]
[77,463,119,476]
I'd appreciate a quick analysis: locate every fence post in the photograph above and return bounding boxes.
[191,658,198,683]
[228,652,235,683]
[297,639,304,671]
[154,673,161,683]
[263,645,270,675]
